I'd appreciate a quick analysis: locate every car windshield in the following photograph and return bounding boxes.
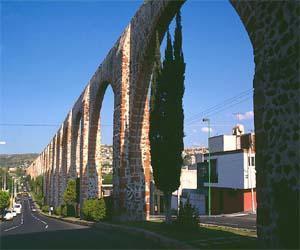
[14,205,21,208]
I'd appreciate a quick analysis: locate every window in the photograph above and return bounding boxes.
[197,159,218,186]
[248,156,255,166]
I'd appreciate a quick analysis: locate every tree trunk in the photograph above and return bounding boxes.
[164,192,172,224]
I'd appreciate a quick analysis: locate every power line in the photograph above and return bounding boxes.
[185,92,252,126]
[0,89,253,128]
[184,88,253,123]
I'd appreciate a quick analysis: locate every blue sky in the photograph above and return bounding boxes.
[0,1,254,154]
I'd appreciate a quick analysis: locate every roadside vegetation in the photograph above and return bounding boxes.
[0,190,10,215]
[28,175,44,207]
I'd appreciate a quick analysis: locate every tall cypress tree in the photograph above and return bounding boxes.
[150,12,185,223]
[172,10,185,188]
[150,32,162,190]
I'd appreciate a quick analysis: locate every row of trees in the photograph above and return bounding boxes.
[0,191,10,214]
[28,175,44,206]
[150,11,185,223]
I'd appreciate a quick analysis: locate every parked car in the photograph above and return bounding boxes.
[31,207,36,212]
[12,210,17,217]
[14,204,22,214]
[4,210,14,221]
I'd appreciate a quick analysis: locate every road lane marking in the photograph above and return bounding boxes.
[27,199,48,229]
[4,225,20,232]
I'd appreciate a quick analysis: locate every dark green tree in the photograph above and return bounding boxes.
[150,31,162,191]
[63,179,77,216]
[0,191,10,213]
[149,11,185,223]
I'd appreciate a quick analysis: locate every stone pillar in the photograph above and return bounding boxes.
[66,112,72,180]
[54,134,59,207]
[141,98,151,220]
[86,85,102,199]
[80,86,91,209]
[58,125,65,206]
[232,1,300,248]
[95,123,102,198]
[50,138,56,207]
[76,122,81,178]
[70,111,81,180]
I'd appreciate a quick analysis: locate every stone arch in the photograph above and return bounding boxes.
[127,0,299,247]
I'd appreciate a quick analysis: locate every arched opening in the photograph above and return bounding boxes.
[178,0,255,216]
[69,111,82,214]
[87,82,114,202]
[129,0,253,219]
[99,85,114,202]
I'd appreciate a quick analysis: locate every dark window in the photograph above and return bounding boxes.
[197,159,218,187]
[248,156,255,166]
[252,156,255,166]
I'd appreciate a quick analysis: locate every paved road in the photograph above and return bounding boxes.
[0,196,163,249]
[200,213,257,230]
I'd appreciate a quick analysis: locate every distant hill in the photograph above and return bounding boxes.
[0,154,38,168]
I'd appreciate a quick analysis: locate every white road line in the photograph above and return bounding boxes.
[4,225,20,232]
[27,199,48,229]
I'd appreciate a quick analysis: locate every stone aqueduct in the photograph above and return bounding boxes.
[27,0,299,247]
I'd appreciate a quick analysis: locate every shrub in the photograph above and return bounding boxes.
[104,196,113,220]
[54,206,61,216]
[82,198,106,221]
[66,204,76,217]
[54,205,67,217]
[0,191,10,212]
[41,205,49,213]
[176,197,200,229]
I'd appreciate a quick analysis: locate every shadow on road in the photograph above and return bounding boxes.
[1,227,163,249]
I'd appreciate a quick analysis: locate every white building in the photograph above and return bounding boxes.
[198,125,256,214]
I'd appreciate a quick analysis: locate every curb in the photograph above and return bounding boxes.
[199,223,257,235]
[39,211,95,227]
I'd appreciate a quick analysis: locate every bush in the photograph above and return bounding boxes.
[54,205,67,217]
[0,191,10,212]
[82,198,106,221]
[176,197,200,229]
[66,204,76,217]
[41,205,49,213]
[104,196,113,220]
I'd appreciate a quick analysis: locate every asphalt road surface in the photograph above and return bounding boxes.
[200,213,257,230]
[0,196,163,249]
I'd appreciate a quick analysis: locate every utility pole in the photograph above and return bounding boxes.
[203,118,211,216]
[3,169,7,191]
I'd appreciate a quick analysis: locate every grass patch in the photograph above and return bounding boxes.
[115,221,258,249]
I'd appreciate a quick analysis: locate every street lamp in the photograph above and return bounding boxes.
[203,118,211,216]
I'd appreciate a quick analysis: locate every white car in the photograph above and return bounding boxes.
[14,204,22,214]
[12,210,17,217]
[31,207,36,212]
[4,211,14,221]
